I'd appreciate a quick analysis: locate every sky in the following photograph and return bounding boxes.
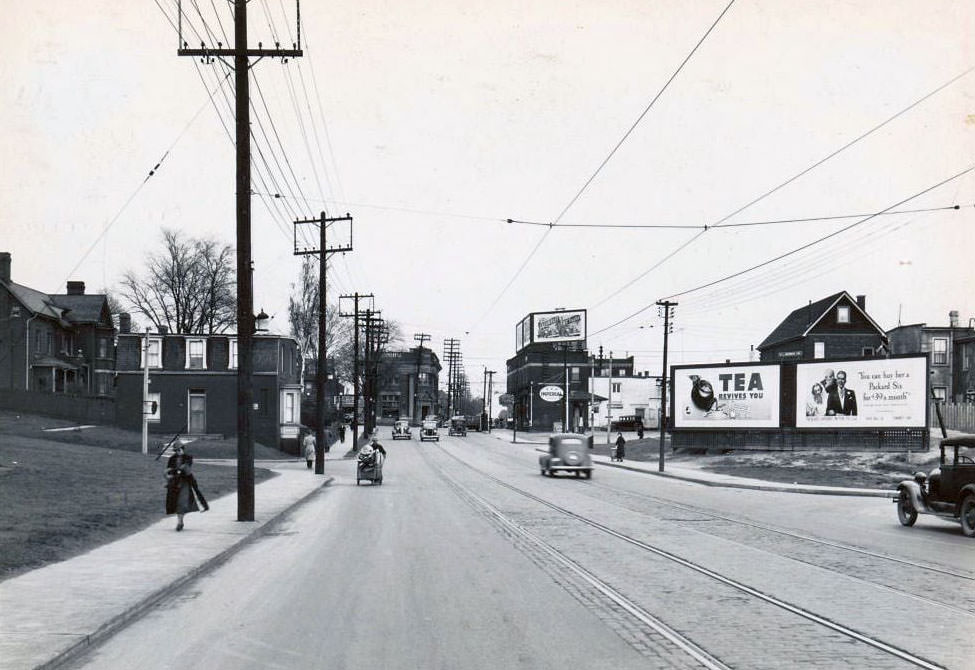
[1,1,973,400]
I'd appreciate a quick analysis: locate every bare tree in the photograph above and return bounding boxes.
[287,256,351,365]
[118,228,236,334]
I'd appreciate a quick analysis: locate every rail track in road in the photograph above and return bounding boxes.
[422,440,962,669]
[464,435,975,613]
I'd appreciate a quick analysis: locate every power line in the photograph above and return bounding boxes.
[466,0,736,335]
[661,166,975,301]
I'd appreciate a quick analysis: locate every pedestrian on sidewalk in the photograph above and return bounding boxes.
[339,424,346,444]
[303,430,316,469]
[614,432,626,462]
[636,420,644,440]
[165,444,208,531]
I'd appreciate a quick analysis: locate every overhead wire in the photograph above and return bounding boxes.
[465,0,737,335]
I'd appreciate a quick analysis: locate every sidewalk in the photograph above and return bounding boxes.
[486,428,896,498]
[0,460,337,670]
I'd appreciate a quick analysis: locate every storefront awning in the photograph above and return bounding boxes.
[32,356,78,370]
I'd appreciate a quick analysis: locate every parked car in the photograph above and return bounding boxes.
[539,433,593,479]
[420,418,440,442]
[895,435,975,537]
[392,418,412,440]
[610,415,644,432]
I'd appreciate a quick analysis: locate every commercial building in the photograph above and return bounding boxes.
[376,346,441,423]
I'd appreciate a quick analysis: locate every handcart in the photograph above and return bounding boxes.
[356,450,385,486]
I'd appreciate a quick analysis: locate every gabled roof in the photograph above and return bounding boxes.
[758,291,885,350]
[1,280,72,327]
[50,294,111,325]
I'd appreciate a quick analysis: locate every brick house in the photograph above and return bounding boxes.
[757,291,887,363]
[114,319,303,450]
[506,343,591,432]
[0,252,115,396]
[887,311,975,403]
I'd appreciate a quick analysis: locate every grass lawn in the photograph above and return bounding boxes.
[0,412,290,581]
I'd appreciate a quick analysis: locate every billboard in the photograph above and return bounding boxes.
[673,363,781,429]
[795,356,927,428]
[533,310,586,344]
[515,315,531,352]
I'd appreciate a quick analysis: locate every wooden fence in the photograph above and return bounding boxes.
[931,402,975,433]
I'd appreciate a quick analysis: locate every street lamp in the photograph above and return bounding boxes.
[254,308,270,333]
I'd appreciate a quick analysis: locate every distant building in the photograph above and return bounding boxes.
[757,291,887,362]
[887,310,975,403]
[376,347,441,422]
[0,252,115,396]
[115,320,302,450]
[506,343,592,432]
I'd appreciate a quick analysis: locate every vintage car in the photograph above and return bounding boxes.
[448,416,467,437]
[392,419,412,440]
[419,418,440,442]
[895,435,975,537]
[539,433,593,479]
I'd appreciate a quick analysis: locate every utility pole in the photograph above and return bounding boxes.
[443,338,460,418]
[361,310,385,436]
[481,367,488,431]
[657,300,677,472]
[413,333,430,421]
[294,213,353,474]
[141,328,151,456]
[486,370,496,432]
[607,350,613,445]
[340,292,374,448]
[177,0,302,522]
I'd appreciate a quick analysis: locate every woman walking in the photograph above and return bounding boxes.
[614,432,626,462]
[165,444,209,531]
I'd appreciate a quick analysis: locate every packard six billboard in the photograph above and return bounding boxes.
[794,356,927,428]
[673,363,781,429]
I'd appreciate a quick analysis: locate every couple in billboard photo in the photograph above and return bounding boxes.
[805,368,857,417]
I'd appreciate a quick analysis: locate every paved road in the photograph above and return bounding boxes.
[69,429,974,669]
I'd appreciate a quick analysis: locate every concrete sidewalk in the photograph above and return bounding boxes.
[486,428,896,498]
[0,460,337,670]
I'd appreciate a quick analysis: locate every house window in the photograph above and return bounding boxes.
[280,390,298,424]
[571,367,580,382]
[837,306,850,324]
[140,337,162,368]
[814,341,825,359]
[146,392,161,422]
[97,337,110,359]
[185,338,206,369]
[862,347,874,357]
[229,338,238,369]
[612,382,622,394]
[47,333,54,354]
[963,347,970,372]
[10,305,19,317]
[932,338,948,366]
[931,387,947,403]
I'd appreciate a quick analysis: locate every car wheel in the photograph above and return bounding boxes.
[897,489,917,527]
[584,470,592,479]
[960,494,975,538]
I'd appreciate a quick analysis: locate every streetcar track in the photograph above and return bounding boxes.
[428,439,949,670]
[421,445,731,670]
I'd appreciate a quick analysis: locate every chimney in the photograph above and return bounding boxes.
[119,313,131,334]
[158,325,169,335]
[0,252,10,283]
[66,281,85,295]
[856,295,866,311]
[949,311,959,328]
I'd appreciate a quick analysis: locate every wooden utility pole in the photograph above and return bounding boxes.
[657,300,677,472]
[294,213,353,473]
[340,292,374,448]
[486,370,496,432]
[177,0,302,521]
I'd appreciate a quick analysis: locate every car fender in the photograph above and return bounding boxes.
[896,481,929,514]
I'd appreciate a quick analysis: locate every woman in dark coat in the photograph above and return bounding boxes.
[614,432,626,462]
[165,444,209,531]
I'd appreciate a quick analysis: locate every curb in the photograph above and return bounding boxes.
[39,476,334,670]
[518,442,894,498]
